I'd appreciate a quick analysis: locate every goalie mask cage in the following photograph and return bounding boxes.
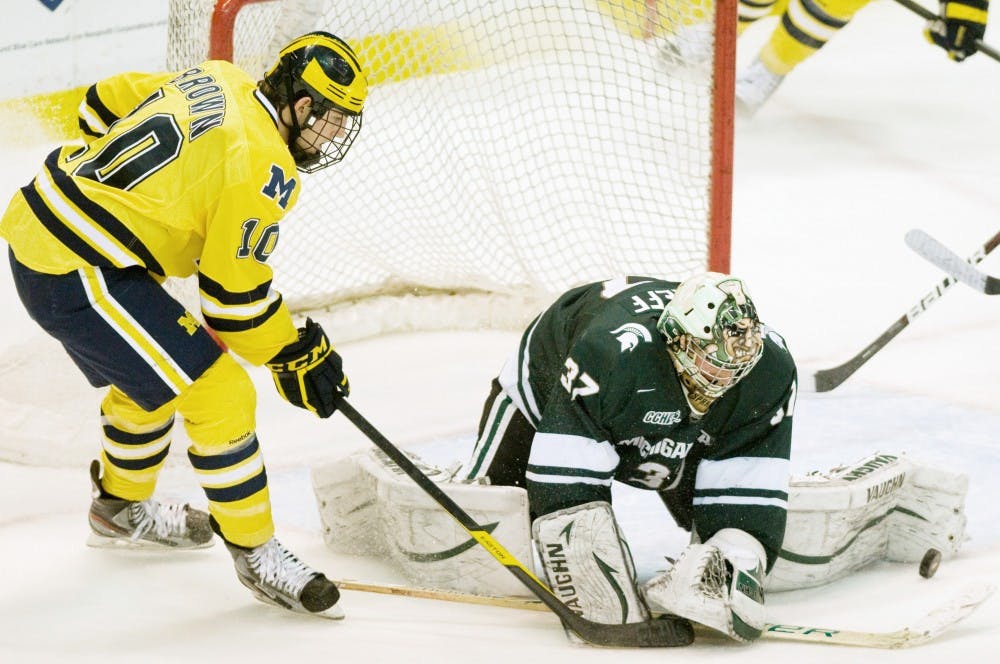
[168,0,736,338]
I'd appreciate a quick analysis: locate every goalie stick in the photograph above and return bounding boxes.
[891,0,1000,63]
[334,578,997,649]
[807,228,1000,392]
[905,229,1000,295]
[333,397,694,648]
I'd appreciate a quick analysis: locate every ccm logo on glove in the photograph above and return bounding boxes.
[267,318,349,417]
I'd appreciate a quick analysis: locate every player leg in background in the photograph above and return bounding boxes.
[736,0,873,114]
[593,0,713,42]
[656,0,787,68]
[6,251,341,617]
[658,0,741,65]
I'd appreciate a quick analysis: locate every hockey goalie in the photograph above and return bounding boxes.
[312,274,969,643]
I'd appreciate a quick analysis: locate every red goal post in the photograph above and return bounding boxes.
[167,0,736,339]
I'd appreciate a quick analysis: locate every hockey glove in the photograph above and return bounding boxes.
[641,528,767,642]
[925,0,990,61]
[267,318,349,418]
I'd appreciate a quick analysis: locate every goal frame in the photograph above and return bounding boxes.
[204,0,735,274]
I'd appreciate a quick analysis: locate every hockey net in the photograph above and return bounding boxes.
[0,1,735,466]
[167,0,736,339]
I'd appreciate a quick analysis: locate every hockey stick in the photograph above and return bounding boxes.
[892,0,1000,62]
[905,229,1000,294]
[808,228,1000,392]
[333,397,694,648]
[335,578,997,649]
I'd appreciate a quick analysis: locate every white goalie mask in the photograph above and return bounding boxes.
[657,273,764,399]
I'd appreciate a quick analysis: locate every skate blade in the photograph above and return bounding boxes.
[310,605,346,620]
[249,590,346,620]
[86,532,214,550]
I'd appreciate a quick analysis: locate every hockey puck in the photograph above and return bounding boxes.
[919,548,942,578]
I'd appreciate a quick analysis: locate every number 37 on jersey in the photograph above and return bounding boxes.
[561,357,599,400]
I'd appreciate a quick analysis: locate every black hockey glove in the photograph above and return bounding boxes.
[266,318,349,418]
[925,0,990,61]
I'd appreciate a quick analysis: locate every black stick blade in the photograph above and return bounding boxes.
[561,613,695,648]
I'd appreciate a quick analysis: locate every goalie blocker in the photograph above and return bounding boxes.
[312,450,967,626]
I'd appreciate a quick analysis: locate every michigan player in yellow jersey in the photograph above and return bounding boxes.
[0,31,366,619]
[657,0,990,114]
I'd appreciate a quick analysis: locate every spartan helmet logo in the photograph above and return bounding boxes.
[610,323,653,353]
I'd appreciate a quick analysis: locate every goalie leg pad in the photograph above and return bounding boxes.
[312,449,533,597]
[888,462,967,562]
[642,528,766,642]
[766,453,968,592]
[533,501,649,626]
[311,452,380,556]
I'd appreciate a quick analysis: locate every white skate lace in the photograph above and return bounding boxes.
[128,500,188,541]
[247,539,317,596]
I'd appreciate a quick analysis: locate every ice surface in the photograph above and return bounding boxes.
[1,4,998,660]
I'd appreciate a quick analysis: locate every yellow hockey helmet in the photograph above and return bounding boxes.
[262,31,367,172]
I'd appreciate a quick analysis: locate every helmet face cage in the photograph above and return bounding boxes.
[264,31,367,173]
[657,274,764,398]
[290,109,363,173]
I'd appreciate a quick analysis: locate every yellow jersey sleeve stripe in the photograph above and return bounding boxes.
[198,272,274,305]
[84,83,121,128]
[78,84,118,137]
[204,297,284,332]
[197,272,286,332]
[78,106,108,138]
[200,288,283,320]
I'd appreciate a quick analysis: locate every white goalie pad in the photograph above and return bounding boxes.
[533,501,649,626]
[311,449,533,597]
[767,453,968,591]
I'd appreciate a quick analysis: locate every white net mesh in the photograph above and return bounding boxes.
[169,0,729,321]
[1,0,729,467]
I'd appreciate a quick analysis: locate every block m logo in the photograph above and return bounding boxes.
[261,164,297,209]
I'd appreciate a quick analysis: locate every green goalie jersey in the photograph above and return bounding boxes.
[501,276,797,567]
